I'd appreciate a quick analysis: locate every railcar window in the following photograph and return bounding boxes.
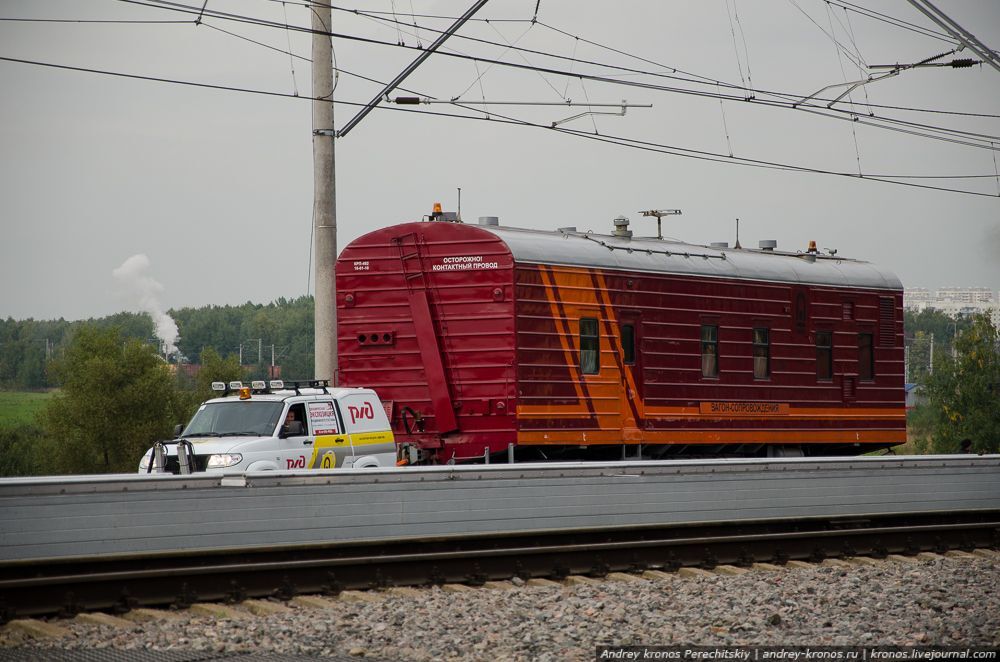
[701,325,719,378]
[622,324,635,365]
[580,318,600,375]
[816,331,833,381]
[753,328,770,379]
[859,333,874,381]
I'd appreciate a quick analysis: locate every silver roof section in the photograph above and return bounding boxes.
[478,224,901,291]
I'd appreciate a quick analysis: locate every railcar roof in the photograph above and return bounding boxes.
[479,224,902,291]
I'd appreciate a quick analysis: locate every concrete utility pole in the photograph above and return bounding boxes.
[312,2,337,383]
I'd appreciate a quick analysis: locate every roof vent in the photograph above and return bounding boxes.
[759,240,778,251]
[478,216,499,226]
[710,242,729,249]
[612,215,632,238]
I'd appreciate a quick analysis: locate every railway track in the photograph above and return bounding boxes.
[2,509,997,622]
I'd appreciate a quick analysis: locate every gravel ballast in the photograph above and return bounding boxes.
[2,554,998,660]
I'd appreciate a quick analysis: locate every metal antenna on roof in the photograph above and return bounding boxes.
[735,218,742,249]
[638,209,682,240]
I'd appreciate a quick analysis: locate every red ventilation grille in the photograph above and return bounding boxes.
[357,331,396,346]
[879,297,895,347]
[843,376,855,401]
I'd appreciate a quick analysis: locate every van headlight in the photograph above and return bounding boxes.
[206,453,243,469]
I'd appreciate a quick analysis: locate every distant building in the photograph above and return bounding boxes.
[904,287,999,324]
[936,287,994,304]
[904,288,932,306]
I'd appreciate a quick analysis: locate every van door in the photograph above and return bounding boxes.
[305,399,350,469]
[281,402,310,470]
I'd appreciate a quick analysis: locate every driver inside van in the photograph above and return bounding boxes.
[284,409,306,436]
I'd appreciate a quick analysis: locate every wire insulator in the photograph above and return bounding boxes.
[393,96,422,104]
[950,59,977,68]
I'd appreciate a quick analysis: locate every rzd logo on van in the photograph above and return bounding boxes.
[286,455,306,469]
[348,402,375,424]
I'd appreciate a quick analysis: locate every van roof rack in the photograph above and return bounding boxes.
[282,379,331,395]
[211,379,331,396]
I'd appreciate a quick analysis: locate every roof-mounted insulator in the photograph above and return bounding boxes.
[951,58,977,68]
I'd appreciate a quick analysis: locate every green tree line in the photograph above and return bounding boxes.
[903,308,975,383]
[1,296,315,390]
[907,313,1000,455]
[1,297,317,476]
[0,326,246,476]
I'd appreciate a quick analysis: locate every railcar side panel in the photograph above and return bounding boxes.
[513,263,905,453]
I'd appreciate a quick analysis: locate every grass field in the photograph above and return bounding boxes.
[0,391,55,428]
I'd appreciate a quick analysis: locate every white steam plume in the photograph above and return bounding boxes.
[112,254,180,356]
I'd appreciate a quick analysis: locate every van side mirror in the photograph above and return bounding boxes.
[173,423,184,437]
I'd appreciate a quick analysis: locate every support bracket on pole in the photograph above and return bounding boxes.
[336,0,491,138]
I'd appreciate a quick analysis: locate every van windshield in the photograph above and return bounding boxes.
[182,401,284,437]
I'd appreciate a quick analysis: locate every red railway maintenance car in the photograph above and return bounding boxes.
[336,213,905,463]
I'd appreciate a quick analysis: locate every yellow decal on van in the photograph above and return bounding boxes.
[309,434,347,468]
[348,430,395,447]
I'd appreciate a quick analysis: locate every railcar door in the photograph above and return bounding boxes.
[619,312,643,443]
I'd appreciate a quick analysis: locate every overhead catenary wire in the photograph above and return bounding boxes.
[111,0,998,120]
[840,4,874,116]
[787,0,867,71]
[308,3,1000,149]
[280,1,299,96]
[825,0,955,44]
[824,1,863,175]
[5,3,996,201]
[17,1,999,153]
[1,54,996,199]
[22,0,1000,151]
[0,17,193,24]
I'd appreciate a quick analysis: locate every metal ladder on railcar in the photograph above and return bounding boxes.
[394,232,459,434]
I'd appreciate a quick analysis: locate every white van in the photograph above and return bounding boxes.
[139,380,396,473]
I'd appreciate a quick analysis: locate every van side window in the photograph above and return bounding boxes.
[307,400,341,435]
[701,324,719,378]
[580,318,600,375]
[284,403,307,436]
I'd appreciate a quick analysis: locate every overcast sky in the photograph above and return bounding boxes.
[1,0,998,322]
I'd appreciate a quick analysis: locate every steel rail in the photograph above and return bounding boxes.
[4,519,998,590]
[2,511,997,622]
